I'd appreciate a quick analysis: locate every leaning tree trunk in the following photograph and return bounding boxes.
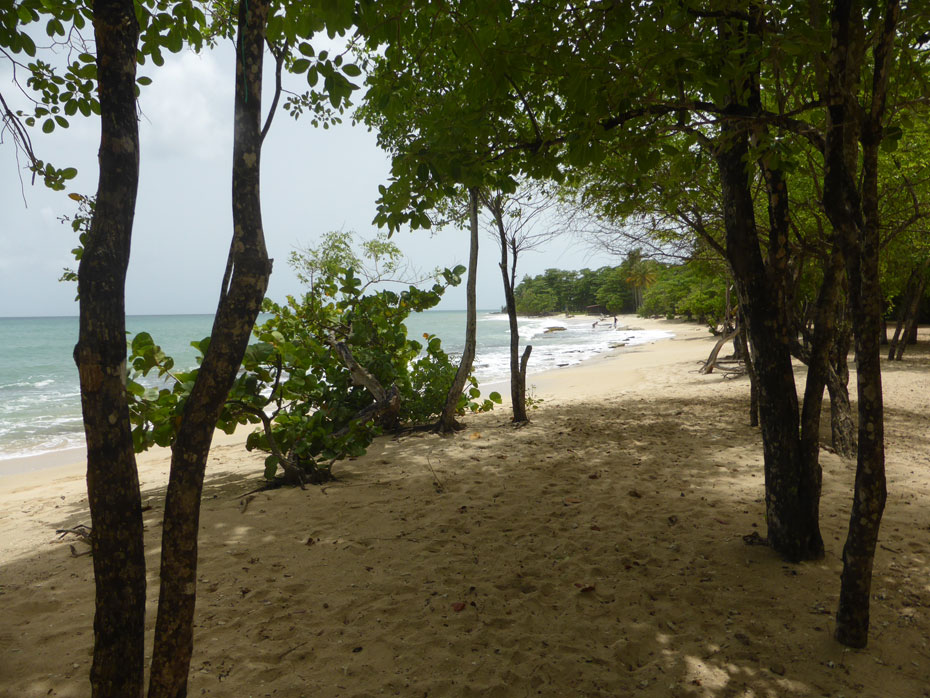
[887,270,915,358]
[823,0,894,649]
[717,119,824,563]
[438,187,479,432]
[74,1,145,695]
[147,1,273,694]
[890,261,928,360]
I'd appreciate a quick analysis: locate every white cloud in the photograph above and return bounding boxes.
[138,50,233,162]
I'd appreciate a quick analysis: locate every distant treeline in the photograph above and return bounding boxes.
[513,253,728,327]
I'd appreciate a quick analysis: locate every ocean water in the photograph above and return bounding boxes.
[0,311,673,461]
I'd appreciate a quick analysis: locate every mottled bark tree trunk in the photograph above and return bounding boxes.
[147,0,273,694]
[711,9,824,562]
[74,1,145,695]
[798,244,844,504]
[827,320,857,458]
[439,187,479,432]
[716,121,824,562]
[822,0,895,649]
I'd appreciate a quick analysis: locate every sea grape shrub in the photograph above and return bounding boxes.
[639,261,727,328]
[126,262,499,484]
[229,264,499,483]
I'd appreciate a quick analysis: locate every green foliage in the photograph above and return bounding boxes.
[2,0,208,189]
[594,268,633,314]
[639,261,727,328]
[125,248,496,484]
[4,0,362,191]
[57,192,93,290]
[513,254,658,316]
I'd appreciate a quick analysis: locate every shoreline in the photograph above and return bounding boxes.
[2,318,928,697]
[1,315,708,479]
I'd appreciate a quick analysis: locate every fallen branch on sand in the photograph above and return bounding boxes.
[56,524,92,544]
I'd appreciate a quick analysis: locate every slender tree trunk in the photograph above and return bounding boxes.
[503,260,528,422]
[890,262,928,360]
[439,187,479,432]
[717,119,823,562]
[822,0,895,649]
[147,1,273,694]
[74,1,145,694]
[798,243,845,514]
[488,197,529,423]
[887,283,910,358]
[736,316,759,427]
[826,316,857,458]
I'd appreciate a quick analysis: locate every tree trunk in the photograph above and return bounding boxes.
[504,265,528,423]
[74,1,145,695]
[798,243,845,518]
[890,262,928,360]
[147,1,273,694]
[438,187,479,432]
[488,196,529,423]
[827,323,857,458]
[716,119,823,562]
[735,314,759,427]
[822,0,894,649]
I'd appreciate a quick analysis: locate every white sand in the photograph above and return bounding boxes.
[1,316,928,697]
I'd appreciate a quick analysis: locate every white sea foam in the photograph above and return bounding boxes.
[0,311,675,461]
[468,313,674,383]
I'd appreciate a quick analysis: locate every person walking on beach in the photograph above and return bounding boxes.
[613,316,617,328]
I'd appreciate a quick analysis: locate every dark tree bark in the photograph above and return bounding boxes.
[710,9,824,562]
[439,187,479,432]
[827,320,857,458]
[822,0,895,649]
[147,0,273,694]
[716,124,823,562]
[73,1,145,695]
[486,194,529,423]
[888,261,928,360]
[797,243,844,504]
[735,316,759,427]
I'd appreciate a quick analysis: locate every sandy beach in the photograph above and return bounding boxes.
[1,316,928,697]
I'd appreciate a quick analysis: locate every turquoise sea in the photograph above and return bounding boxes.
[0,310,673,462]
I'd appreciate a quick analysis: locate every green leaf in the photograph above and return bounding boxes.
[42,118,55,134]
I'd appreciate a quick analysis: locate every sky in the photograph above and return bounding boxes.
[1,43,617,318]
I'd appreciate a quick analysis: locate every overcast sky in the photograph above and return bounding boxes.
[1,44,616,318]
